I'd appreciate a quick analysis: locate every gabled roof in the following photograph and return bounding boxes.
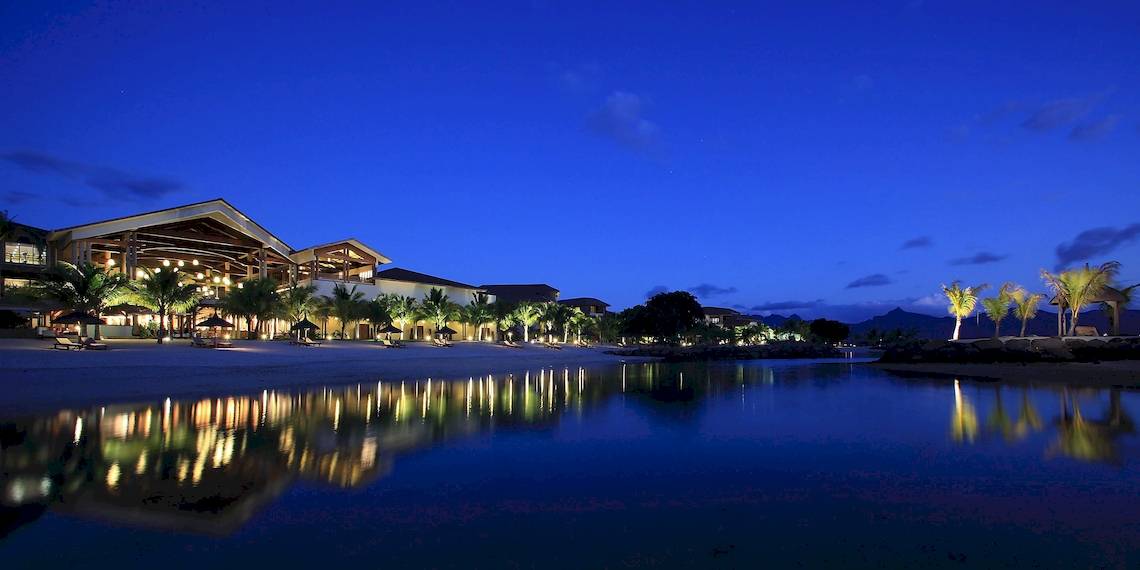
[48,198,294,258]
[480,284,560,303]
[289,238,392,265]
[376,267,480,290]
[702,306,740,317]
[559,297,610,308]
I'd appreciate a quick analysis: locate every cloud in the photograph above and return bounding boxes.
[644,285,668,298]
[1054,223,1140,268]
[587,91,661,152]
[1,150,181,201]
[1068,115,1119,142]
[687,283,738,298]
[554,63,601,93]
[900,236,932,249]
[2,190,38,204]
[949,252,1008,265]
[749,299,824,312]
[1020,97,1095,131]
[846,274,892,289]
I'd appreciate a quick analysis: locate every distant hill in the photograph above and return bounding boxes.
[758,313,802,327]
[751,306,1139,340]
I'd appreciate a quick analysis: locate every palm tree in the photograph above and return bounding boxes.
[513,301,540,343]
[538,301,568,341]
[220,278,280,338]
[492,301,517,341]
[1009,287,1044,337]
[130,268,199,343]
[279,283,318,340]
[463,294,492,341]
[980,282,1014,338]
[313,296,332,338]
[325,283,366,339]
[941,281,988,341]
[419,287,460,336]
[568,308,591,343]
[40,261,131,339]
[1041,261,1120,336]
[365,298,391,339]
[382,294,417,340]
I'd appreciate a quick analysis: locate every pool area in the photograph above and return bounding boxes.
[2,359,1139,567]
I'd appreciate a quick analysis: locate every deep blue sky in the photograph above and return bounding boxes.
[3,2,1139,320]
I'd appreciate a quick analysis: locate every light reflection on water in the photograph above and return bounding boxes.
[1,360,1139,567]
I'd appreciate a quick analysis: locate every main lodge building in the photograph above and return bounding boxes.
[2,198,581,340]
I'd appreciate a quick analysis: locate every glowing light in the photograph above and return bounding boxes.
[162,259,170,267]
[136,269,146,279]
[213,277,221,284]
[106,258,115,267]
[177,260,185,267]
[196,272,204,279]
[222,277,231,286]
[237,282,244,289]
[73,417,83,444]
[192,259,199,266]
[155,267,162,273]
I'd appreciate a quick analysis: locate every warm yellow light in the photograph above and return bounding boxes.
[212,277,221,284]
[222,277,231,286]
[136,269,146,279]
[260,334,268,340]
[237,282,244,289]
[177,260,185,267]
[223,333,231,340]
[196,272,204,279]
[155,267,162,273]
[162,259,170,267]
[192,259,199,266]
[106,258,115,267]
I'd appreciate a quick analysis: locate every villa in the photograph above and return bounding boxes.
[0,199,498,340]
[480,283,559,304]
[559,297,610,317]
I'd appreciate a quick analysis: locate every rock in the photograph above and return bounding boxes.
[1004,338,1032,352]
[973,339,1004,351]
[922,340,950,352]
[1032,337,1074,361]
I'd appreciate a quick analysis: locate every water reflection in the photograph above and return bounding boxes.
[2,361,1138,542]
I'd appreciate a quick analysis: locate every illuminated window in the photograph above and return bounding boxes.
[4,242,47,265]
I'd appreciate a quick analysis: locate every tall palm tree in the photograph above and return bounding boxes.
[313,296,332,338]
[463,293,493,341]
[40,261,130,338]
[512,301,540,343]
[538,301,564,341]
[941,281,988,341]
[568,308,591,343]
[1041,261,1120,336]
[220,278,280,338]
[419,287,460,336]
[382,294,417,340]
[280,283,318,324]
[1009,287,1044,337]
[325,283,366,339]
[980,282,1014,338]
[130,268,199,343]
[365,298,391,339]
[492,301,517,341]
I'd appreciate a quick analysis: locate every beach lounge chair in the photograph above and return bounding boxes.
[78,336,109,350]
[543,341,563,350]
[191,334,212,348]
[300,336,323,346]
[1074,325,1100,337]
[380,339,404,348]
[52,337,83,350]
[432,337,453,347]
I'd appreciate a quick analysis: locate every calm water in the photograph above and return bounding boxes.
[2,359,1139,568]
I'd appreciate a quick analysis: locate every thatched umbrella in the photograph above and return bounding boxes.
[54,311,104,325]
[378,323,402,339]
[290,318,319,331]
[437,325,458,338]
[196,314,234,328]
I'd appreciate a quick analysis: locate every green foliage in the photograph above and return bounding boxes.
[941,281,988,340]
[1041,261,1120,335]
[130,267,199,342]
[325,283,367,339]
[380,293,418,339]
[1009,286,1044,337]
[419,287,460,331]
[512,301,541,342]
[220,277,280,338]
[279,283,318,323]
[40,261,130,314]
[980,282,1014,338]
[462,293,493,340]
[619,291,703,343]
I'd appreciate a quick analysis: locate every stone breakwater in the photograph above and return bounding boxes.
[606,342,840,362]
[879,337,1140,364]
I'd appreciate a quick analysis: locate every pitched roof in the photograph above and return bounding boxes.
[702,306,740,317]
[376,267,480,290]
[289,238,392,264]
[559,297,610,308]
[480,284,560,302]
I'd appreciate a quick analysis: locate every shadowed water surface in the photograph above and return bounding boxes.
[2,359,1139,568]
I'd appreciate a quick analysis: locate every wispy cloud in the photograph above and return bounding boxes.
[1021,97,1096,132]
[553,63,602,93]
[846,274,892,289]
[1055,223,1140,268]
[645,285,668,298]
[1,150,182,201]
[588,91,661,152]
[1068,115,1119,142]
[687,283,737,298]
[900,236,932,249]
[950,252,1007,265]
[749,299,824,312]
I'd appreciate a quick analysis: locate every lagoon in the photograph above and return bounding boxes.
[2,359,1139,568]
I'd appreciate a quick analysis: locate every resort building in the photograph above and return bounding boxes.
[480,283,559,304]
[559,297,610,317]
[702,306,757,329]
[1,199,495,340]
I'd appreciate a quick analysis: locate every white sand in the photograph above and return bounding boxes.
[0,338,644,415]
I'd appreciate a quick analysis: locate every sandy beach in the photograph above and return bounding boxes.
[0,338,644,416]
[869,360,1140,388]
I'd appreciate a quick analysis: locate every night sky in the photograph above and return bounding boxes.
[3,2,1139,320]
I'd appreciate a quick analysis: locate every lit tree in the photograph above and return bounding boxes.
[941,281,988,341]
[325,283,366,339]
[419,287,460,334]
[980,282,1014,338]
[1041,262,1120,336]
[39,261,131,339]
[382,294,418,340]
[1009,287,1044,337]
[512,301,540,343]
[130,268,199,343]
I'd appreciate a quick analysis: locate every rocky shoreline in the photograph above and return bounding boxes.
[606,341,840,362]
[879,336,1140,364]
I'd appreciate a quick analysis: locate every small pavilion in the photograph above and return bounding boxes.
[1049,286,1127,336]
